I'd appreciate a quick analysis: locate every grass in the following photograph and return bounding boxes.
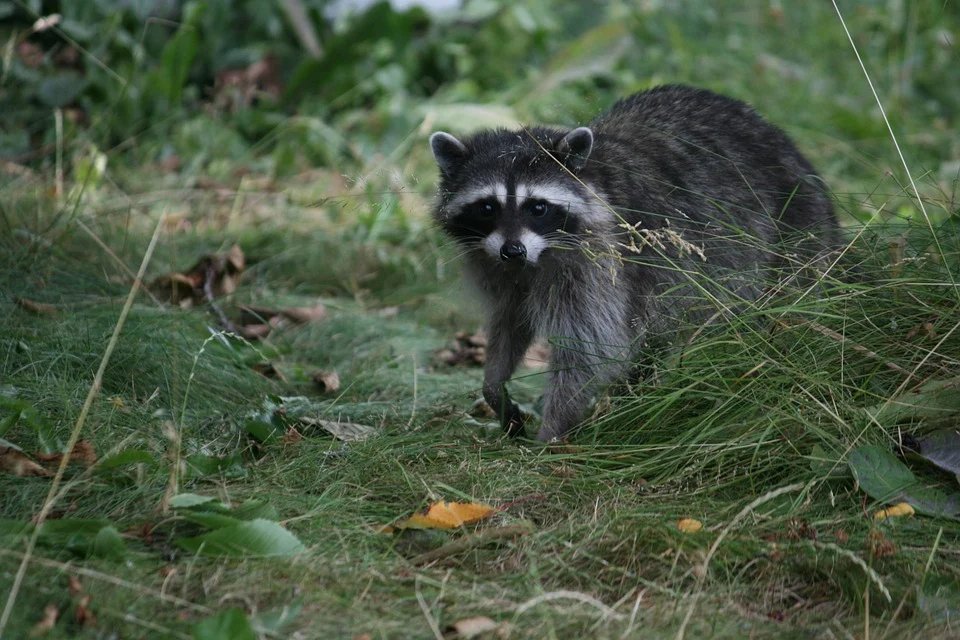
[3,2,960,639]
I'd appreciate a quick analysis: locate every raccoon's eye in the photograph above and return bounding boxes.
[467,200,498,218]
[530,201,550,217]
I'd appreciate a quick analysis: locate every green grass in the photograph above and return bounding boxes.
[3,2,960,639]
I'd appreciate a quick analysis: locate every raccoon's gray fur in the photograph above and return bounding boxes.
[430,84,839,441]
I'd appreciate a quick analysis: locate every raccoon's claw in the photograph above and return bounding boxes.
[502,404,527,438]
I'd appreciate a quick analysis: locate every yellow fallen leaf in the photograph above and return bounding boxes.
[677,518,703,533]
[873,502,915,521]
[396,501,495,530]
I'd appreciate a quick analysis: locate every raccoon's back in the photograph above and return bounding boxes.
[587,84,837,250]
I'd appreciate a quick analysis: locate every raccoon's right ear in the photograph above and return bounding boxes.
[429,132,469,175]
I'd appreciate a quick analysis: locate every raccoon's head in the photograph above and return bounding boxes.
[429,126,608,265]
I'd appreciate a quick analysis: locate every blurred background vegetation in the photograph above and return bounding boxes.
[2,0,958,216]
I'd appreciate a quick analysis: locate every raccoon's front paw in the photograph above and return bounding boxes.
[502,403,527,438]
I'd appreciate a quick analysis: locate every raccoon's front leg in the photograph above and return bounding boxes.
[482,310,534,437]
[537,333,627,442]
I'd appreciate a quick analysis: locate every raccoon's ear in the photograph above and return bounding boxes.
[429,131,469,175]
[556,127,594,172]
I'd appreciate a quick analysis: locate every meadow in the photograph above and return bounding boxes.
[1,2,959,638]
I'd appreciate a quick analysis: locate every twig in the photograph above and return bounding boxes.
[409,523,535,566]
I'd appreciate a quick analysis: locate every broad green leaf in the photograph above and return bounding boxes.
[868,377,960,424]
[92,526,127,560]
[185,453,247,478]
[177,519,305,557]
[179,512,242,530]
[193,607,256,640]
[848,445,960,519]
[37,73,88,108]
[231,500,279,521]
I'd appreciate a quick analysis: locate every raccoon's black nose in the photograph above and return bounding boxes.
[500,241,527,262]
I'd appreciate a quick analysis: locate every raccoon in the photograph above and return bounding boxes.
[429,84,839,441]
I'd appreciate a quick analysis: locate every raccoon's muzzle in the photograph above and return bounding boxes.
[499,240,527,262]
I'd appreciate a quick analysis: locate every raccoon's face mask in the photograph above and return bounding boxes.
[429,128,597,265]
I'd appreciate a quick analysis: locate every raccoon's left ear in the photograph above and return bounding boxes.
[556,127,594,172]
[430,132,469,176]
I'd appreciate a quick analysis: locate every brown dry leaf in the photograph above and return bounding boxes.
[282,303,327,324]
[282,427,303,445]
[35,440,98,467]
[906,320,937,341]
[252,362,287,381]
[873,502,915,521]
[867,530,897,558]
[445,616,500,639]
[67,576,83,596]
[29,604,59,637]
[239,323,272,340]
[437,331,487,367]
[0,446,53,477]
[15,297,58,315]
[74,594,96,627]
[312,370,340,393]
[396,501,495,530]
[677,518,703,534]
[150,244,245,305]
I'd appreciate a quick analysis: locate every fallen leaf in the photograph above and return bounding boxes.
[874,502,915,521]
[298,417,376,442]
[15,297,58,315]
[35,440,97,466]
[74,594,96,627]
[311,370,340,393]
[437,331,487,367]
[251,362,286,381]
[677,518,703,533]
[150,245,245,305]
[867,530,896,558]
[282,427,303,445]
[67,575,83,596]
[848,444,960,519]
[281,304,327,324]
[29,604,59,637]
[867,377,960,424]
[396,501,495,530]
[239,324,272,340]
[0,446,52,477]
[906,319,937,341]
[445,616,499,638]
